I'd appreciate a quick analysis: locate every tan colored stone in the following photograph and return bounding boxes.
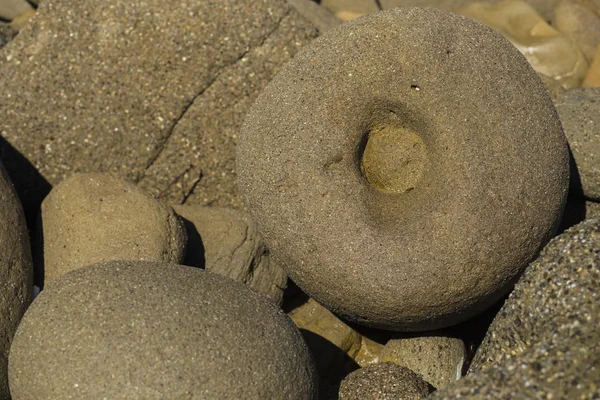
[321,0,379,15]
[458,0,589,97]
[0,0,32,21]
[354,335,385,367]
[583,44,600,87]
[380,334,466,390]
[36,173,187,285]
[289,298,362,383]
[553,0,600,63]
[9,8,35,31]
[173,205,287,305]
[335,10,365,20]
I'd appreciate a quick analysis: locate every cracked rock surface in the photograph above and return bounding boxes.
[0,0,317,226]
[173,204,287,305]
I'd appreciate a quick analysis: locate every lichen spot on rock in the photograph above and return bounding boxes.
[360,124,427,194]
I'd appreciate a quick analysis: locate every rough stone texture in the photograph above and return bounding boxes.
[354,335,385,367]
[0,21,17,48]
[429,330,600,399]
[554,0,600,63]
[555,88,600,201]
[9,260,318,399]
[0,161,33,399]
[289,298,361,387]
[237,8,569,331]
[380,334,465,390]
[36,173,186,286]
[380,0,560,21]
[0,0,32,21]
[0,0,318,228]
[288,0,342,33]
[583,44,600,87]
[173,204,287,305]
[457,0,589,98]
[469,218,600,372]
[339,362,434,400]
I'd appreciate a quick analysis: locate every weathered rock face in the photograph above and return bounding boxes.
[469,218,600,372]
[431,219,600,398]
[555,88,600,201]
[457,0,589,97]
[288,0,342,33]
[9,260,318,399]
[36,173,187,286]
[0,22,17,48]
[339,362,434,400]
[237,7,569,331]
[380,334,465,389]
[0,0,317,226]
[0,161,33,399]
[173,204,287,304]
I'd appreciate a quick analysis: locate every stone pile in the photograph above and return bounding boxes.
[0,0,599,398]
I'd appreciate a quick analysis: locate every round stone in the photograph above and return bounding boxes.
[237,8,569,331]
[8,261,317,399]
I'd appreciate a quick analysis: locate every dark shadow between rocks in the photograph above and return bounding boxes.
[557,146,586,233]
[33,211,44,289]
[179,216,206,269]
[281,279,310,314]
[299,329,360,399]
[0,136,51,231]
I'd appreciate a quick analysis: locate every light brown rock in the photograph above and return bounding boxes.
[288,0,342,33]
[380,334,465,390]
[354,335,385,367]
[289,298,361,385]
[173,204,287,305]
[0,161,32,399]
[553,0,600,63]
[36,173,186,286]
[583,44,600,87]
[458,0,589,97]
[320,0,379,15]
[0,0,32,21]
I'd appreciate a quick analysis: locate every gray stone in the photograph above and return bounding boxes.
[237,8,569,331]
[555,88,600,201]
[288,0,342,33]
[468,218,600,372]
[0,0,317,226]
[36,173,186,286]
[0,0,32,21]
[9,260,318,399]
[380,334,465,389]
[339,362,434,400]
[0,161,33,399]
[173,204,287,305]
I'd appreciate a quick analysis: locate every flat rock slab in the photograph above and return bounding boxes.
[0,0,317,225]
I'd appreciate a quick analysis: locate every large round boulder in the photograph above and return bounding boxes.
[237,8,569,331]
[9,261,317,399]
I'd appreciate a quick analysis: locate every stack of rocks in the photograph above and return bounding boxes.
[0,0,599,398]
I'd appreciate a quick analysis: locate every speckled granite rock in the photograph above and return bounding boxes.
[237,7,569,331]
[457,0,589,97]
[555,88,600,201]
[429,330,600,399]
[0,161,33,399]
[288,0,342,33]
[380,334,465,389]
[554,0,600,63]
[9,260,318,399]
[289,298,361,386]
[173,204,287,305]
[0,0,317,227]
[340,362,434,400]
[469,218,600,371]
[36,173,186,286]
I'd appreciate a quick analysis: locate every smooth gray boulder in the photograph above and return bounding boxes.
[36,173,186,286]
[173,205,286,304]
[0,0,317,226]
[555,88,600,201]
[0,161,33,399]
[9,260,317,399]
[237,8,569,331]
